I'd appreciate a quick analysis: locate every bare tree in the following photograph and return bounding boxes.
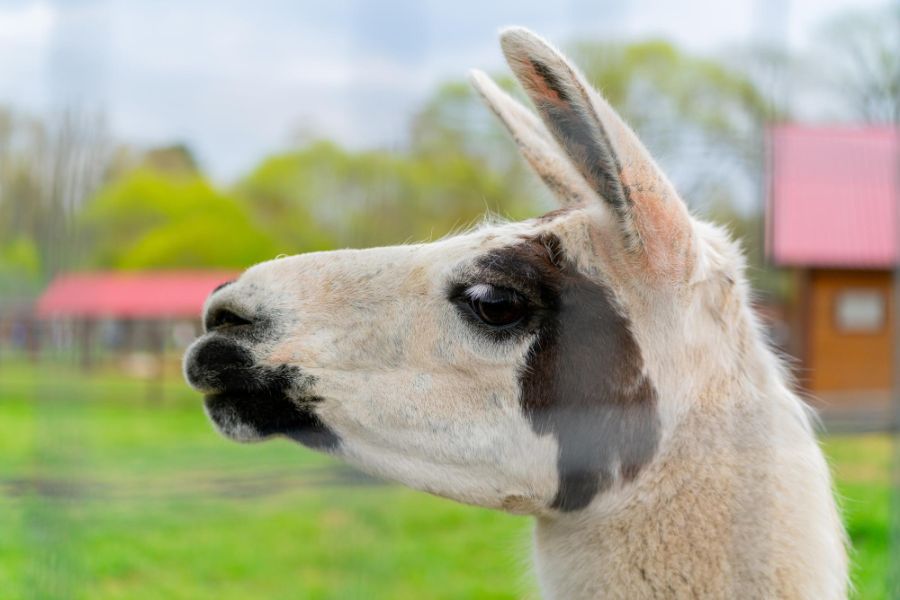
[0,107,112,280]
[815,4,900,124]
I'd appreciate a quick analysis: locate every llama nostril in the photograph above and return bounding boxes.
[205,306,253,332]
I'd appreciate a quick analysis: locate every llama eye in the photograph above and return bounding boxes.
[465,284,527,328]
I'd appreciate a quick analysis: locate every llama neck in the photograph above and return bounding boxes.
[530,360,847,600]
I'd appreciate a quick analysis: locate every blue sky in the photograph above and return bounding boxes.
[0,0,885,181]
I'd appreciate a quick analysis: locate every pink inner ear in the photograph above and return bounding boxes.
[620,163,693,279]
[518,59,566,106]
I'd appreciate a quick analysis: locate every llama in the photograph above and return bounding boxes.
[183,28,847,599]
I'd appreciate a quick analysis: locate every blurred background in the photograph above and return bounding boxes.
[0,0,897,598]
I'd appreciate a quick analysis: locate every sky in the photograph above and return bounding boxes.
[0,0,887,182]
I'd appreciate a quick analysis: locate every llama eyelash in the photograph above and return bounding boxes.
[463,283,496,302]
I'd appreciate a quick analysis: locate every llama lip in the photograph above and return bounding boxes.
[185,336,341,451]
[203,391,339,450]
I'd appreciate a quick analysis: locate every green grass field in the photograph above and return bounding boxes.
[0,360,894,599]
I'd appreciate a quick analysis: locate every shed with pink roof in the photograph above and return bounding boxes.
[767,125,897,394]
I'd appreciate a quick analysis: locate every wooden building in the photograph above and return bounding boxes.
[767,126,897,396]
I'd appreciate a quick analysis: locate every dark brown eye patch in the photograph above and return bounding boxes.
[448,277,545,340]
[448,239,564,339]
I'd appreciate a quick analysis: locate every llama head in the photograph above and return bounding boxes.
[184,28,739,514]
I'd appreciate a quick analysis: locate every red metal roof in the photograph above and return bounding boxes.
[36,271,238,318]
[767,125,898,268]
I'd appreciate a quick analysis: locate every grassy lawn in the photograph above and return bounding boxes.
[0,360,894,598]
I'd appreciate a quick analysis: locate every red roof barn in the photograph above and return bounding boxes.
[31,270,236,372]
[767,125,898,399]
[36,271,236,319]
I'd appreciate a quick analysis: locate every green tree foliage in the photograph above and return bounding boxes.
[0,236,42,296]
[237,140,540,251]
[5,14,889,301]
[0,107,111,282]
[571,38,776,153]
[81,169,278,269]
[409,39,779,218]
[407,38,785,294]
[574,38,783,219]
[411,78,526,169]
[141,144,201,176]
[0,35,783,296]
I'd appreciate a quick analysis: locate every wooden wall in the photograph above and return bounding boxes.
[804,269,893,392]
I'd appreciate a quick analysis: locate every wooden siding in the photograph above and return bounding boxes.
[805,269,893,392]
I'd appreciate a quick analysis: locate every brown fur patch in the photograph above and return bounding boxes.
[476,234,659,511]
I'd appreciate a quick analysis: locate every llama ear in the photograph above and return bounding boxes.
[500,28,693,277]
[469,69,596,205]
